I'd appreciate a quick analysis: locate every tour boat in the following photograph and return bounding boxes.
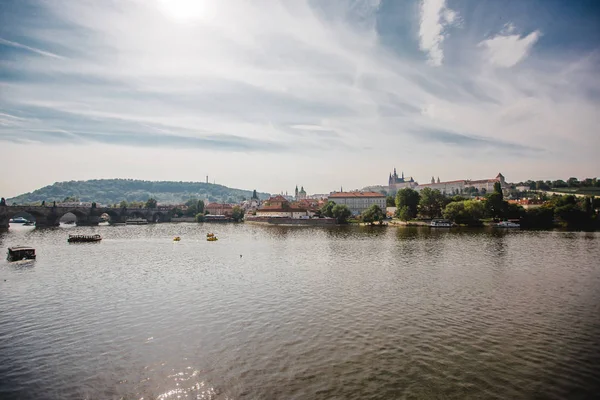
[7,246,36,261]
[495,221,520,228]
[68,234,102,243]
[430,219,453,228]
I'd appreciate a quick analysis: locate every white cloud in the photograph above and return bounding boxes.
[418,0,459,66]
[479,28,542,68]
[0,37,65,59]
[0,0,597,196]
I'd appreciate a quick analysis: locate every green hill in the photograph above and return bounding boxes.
[7,179,270,205]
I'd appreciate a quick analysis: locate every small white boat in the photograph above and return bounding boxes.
[430,219,453,228]
[495,221,520,228]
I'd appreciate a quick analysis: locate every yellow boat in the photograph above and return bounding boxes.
[173,236,181,242]
[207,233,215,237]
[207,236,218,241]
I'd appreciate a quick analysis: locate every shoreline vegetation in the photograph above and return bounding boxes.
[390,183,599,231]
[4,177,599,232]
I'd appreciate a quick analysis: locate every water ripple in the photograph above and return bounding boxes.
[0,225,599,399]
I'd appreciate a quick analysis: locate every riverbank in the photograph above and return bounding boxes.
[245,216,336,226]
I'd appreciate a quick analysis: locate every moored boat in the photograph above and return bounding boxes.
[430,219,453,228]
[9,217,29,224]
[68,234,102,243]
[495,221,520,228]
[7,246,36,261]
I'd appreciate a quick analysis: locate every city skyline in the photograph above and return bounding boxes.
[1,0,599,197]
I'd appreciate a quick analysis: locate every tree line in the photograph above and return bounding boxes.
[395,183,599,230]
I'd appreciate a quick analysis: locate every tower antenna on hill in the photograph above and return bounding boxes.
[206,176,208,184]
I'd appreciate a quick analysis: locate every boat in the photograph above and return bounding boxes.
[495,221,520,228]
[173,236,181,242]
[430,219,453,228]
[9,217,28,224]
[206,233,215,238]
[7,246,36,261]
[68,234,102,243]
[126,218,148,225]
[23,221,35,226]
[207,236,218,241]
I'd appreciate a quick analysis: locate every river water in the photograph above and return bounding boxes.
[1,223,599,399]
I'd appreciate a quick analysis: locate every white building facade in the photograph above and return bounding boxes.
[328,192,386,215]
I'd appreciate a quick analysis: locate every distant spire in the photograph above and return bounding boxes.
[402,171,404,179]
[431,176,435,183]
[394,167,397,176]
[437,176,440,183]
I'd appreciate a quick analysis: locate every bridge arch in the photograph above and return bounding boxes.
[127,210,148,220]
[152,211,165,223]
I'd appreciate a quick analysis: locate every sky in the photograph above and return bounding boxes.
[1,0,599,197]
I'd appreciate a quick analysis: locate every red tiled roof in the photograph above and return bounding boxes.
[258,208,308,212]
[329,192,385,198]
[269,195,288,202]
[206,203,233,209]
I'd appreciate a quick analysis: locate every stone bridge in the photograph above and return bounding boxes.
[0,205,172,229]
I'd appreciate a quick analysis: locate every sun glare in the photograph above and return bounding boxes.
[157,0,213,22]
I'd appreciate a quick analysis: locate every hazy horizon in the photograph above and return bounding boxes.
[1,0,599,198]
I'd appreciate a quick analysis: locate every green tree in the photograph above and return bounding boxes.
[231,206,245,222]
[555,203,588,228]
[395,188,420,219]
[386,196,395,207]
[484,192,507,219]
[361,204,385,225]
[443,200,484,226]
[119,200,128,208]
[493,182,503,196]
[584,196,593,216]
[197,199,205,214]
[396,205,412,222]
[170,207,184,217]
[418,188,446,219]
[332,204,352,224]
[195,213,205,222]
[521,206,554,229]
[145,198,157,209]
[320,201,336,218]
[567,177,579,187]
[184,198,199,216]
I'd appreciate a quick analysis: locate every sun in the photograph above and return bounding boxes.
[157,0,213,23]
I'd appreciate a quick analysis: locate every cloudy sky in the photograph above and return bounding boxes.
[1,0,599,197]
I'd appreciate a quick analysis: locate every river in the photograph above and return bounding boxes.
[1,223,599,399]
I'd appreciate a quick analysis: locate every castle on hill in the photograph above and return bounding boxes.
[386,168,508,195]
[388,168,417,191]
